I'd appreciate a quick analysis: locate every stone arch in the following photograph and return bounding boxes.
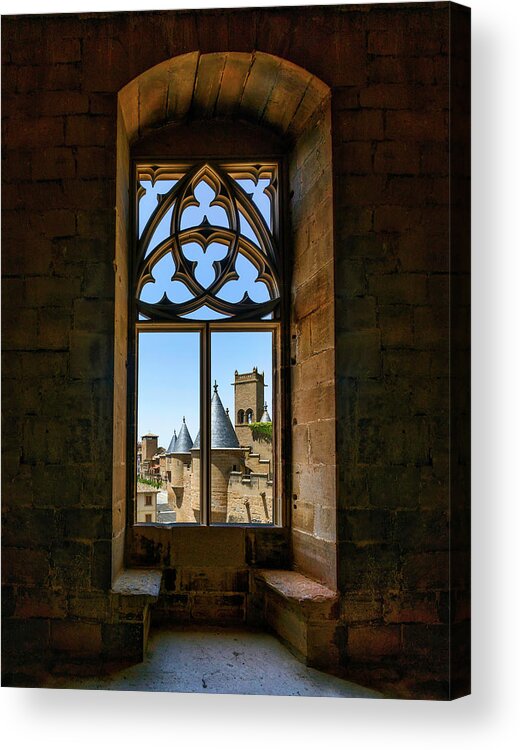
[113,51,336,589]
[118,51,329,144]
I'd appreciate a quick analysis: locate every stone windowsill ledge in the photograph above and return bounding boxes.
[111,569,162,600]
[254,569,338,619]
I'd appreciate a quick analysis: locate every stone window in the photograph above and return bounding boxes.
[114,51,336,588]
[132,160,283,526]
[145,495,152,506]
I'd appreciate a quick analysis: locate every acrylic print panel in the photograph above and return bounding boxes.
[1,2,470,704]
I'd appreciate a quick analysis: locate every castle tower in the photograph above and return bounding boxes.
[168,418,193,519]
[233,368,265,448]
[141,433,158,461]
[192,382,247,523]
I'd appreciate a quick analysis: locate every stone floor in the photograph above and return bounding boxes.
[47,626,384,698]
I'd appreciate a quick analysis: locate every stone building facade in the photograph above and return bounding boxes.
[2,3,470,699]
[157,372,273,524]
[135,482,159,524]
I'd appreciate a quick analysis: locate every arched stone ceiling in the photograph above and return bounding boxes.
[119,51,330,144]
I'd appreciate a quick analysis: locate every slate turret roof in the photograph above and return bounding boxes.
[166,430,177,454]
[173,418,193,453]
[260,402,271,422]
[193,383,240,449]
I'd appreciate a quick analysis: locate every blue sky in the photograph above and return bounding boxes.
[137,330,273,448]
[139,176,272,309]
[137,172,274,448]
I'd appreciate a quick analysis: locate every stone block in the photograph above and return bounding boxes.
[299,348,335,389]
[69,331,113,380]
[335,258,367,297]
[68,593,110,621]
[336,296,377,332]
[2,548,50,586]
[38,307,72,349]
[1,308,39,350]
[341,594,383,624]
[402,552,449,591]
[152,593,191,624]
[338,109,384,141]
[335,140,373,174]
[51,620,102,656]
[414,305,449,349]
[369,273,428,304]
[402,623,449,662]
[394,510,449,551]
[14,587,67,619]
[73,298,114,333]
[191,593,245,623]
[343,233,387,259]
[292,383,335,425]
[308,420,335,466]
[337,329,382,378]
[338,175,385,207]
[30,276,82,307]
[374,141,421,174]
[386,110,446,142]
[384,593,441,625]
[296,464,336,508]
[6,116,64,149]
[379,304,413,347]
[310,303,335,353]
[292,263,334,321]
[50,542,92,589]
[291,530,337,590]
[75,146,114,178]
[101,622,144,661]
[2,618,50,657]
[338,542,401,591]
[64,509,111,541]
[313,504,336,542]
[2,507,60,550]
[292,501,315,535]
[307,621,341,668]
[382,349,430,378]
[339,508,391,544]
[348,624,401,659]
[91,541,113,591]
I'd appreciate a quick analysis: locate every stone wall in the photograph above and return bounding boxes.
[2,3,470,698]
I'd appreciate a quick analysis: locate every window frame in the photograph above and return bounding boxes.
[128,156,289,529]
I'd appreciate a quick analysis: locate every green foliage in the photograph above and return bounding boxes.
[248,422,272,444]
[138,475,163,489]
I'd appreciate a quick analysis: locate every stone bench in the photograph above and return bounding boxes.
[251,569,340,669]
[109,569,162,662]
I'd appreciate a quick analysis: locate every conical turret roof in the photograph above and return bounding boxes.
[173,418,193,453]
[260,402,271,422]
[166,430,177,454]
[193,383,240,449]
